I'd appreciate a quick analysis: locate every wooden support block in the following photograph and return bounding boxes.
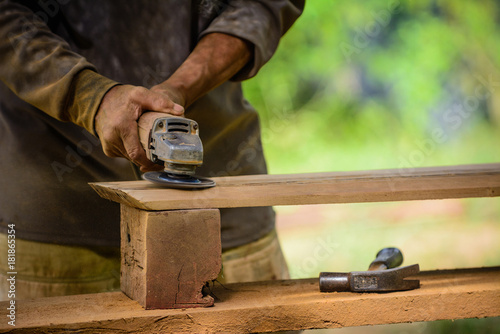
[121,206,221,309]
[1,267,499,333]
[90,163,500,211]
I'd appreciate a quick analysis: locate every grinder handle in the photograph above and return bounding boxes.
[368,247,403,271]
[137,112,177,153]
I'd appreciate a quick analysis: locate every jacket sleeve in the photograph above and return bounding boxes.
[199,0,305,81]
[0,2,119,135]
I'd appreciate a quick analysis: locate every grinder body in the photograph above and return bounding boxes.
[138,112,215,188]
[140,114,203,175]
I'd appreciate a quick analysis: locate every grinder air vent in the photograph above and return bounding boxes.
[166,121,190,133]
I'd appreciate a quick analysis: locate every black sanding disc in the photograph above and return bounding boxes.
[142,171,216,189]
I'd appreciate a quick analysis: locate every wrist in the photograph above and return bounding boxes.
[151,81,187,107]
[152,33,252,109]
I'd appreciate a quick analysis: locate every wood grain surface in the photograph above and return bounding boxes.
[1,267,499,333]
[120,206,221,309]
[90,163,500,211]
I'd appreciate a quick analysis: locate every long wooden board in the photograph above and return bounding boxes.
[90,163,500,211]
[1,267,499,333]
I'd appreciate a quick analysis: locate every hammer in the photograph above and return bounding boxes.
[319,247,420,292]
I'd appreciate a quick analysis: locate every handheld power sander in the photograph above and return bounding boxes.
[138,112,215,189]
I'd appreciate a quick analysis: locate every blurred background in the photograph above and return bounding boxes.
[242,1,500,333]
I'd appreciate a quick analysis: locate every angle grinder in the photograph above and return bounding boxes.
[138,112,215,189]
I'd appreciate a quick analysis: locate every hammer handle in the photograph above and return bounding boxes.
[368,247,403,271]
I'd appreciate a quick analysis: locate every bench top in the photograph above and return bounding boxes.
[90,163,500,211]
[2,267,499,332]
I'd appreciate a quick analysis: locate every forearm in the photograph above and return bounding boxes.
[0,2,117,135]
[155,33,253,107]
[197,0,305,81]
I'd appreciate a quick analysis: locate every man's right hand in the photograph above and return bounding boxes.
[95,85,184,172]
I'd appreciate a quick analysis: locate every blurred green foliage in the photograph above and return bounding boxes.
[243,0,500,174]
[246,3,500,332]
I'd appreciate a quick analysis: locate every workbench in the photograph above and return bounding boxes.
[1,163,499,333]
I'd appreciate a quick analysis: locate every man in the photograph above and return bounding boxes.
[0,0,304,299]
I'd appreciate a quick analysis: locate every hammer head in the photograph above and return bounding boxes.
[320,264,420,292]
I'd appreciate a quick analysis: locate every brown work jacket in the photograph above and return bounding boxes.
[0,0,304,249]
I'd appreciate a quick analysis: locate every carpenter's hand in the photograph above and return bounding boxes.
[95,85,184,171]
[151,82,186,107]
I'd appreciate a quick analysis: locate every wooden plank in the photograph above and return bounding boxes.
[1,267,498,333]
[90,163,500,211]
[120,206,221,309]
